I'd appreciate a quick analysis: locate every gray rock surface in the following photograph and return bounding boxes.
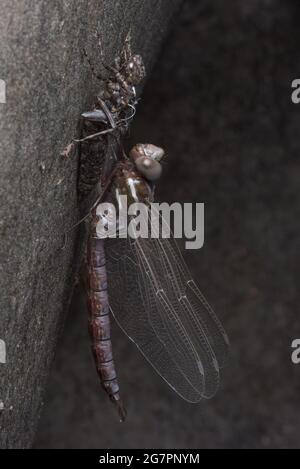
[0,0,181,449]
[35,0,300,449]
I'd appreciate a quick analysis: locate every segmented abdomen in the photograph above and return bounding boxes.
[86,218,126,421]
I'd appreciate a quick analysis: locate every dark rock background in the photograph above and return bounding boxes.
[35,0,300,449]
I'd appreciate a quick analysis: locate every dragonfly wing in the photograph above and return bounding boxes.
[105,201,229,402]
[148,205,230,370]
[106,211,229,402]
[106,237,205,402]
[135,235,221,399]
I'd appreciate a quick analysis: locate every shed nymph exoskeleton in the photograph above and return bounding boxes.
[77,33,146,197]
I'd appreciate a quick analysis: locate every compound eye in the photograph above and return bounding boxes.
[144,144,165,162]
[134,156,162,182]
[130,143,165,163]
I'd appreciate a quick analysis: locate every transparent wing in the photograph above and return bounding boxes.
[105,209,229,403]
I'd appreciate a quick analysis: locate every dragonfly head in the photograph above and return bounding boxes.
[129,144,164,182]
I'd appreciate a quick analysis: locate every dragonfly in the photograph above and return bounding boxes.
[74,35,229,421]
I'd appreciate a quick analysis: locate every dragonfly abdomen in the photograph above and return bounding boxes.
[86,232,126,421]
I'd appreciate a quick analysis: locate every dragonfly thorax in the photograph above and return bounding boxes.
[113,164,153,205]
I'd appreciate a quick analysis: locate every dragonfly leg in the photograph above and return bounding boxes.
[86,234,126,422]
[83,47,106,82]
